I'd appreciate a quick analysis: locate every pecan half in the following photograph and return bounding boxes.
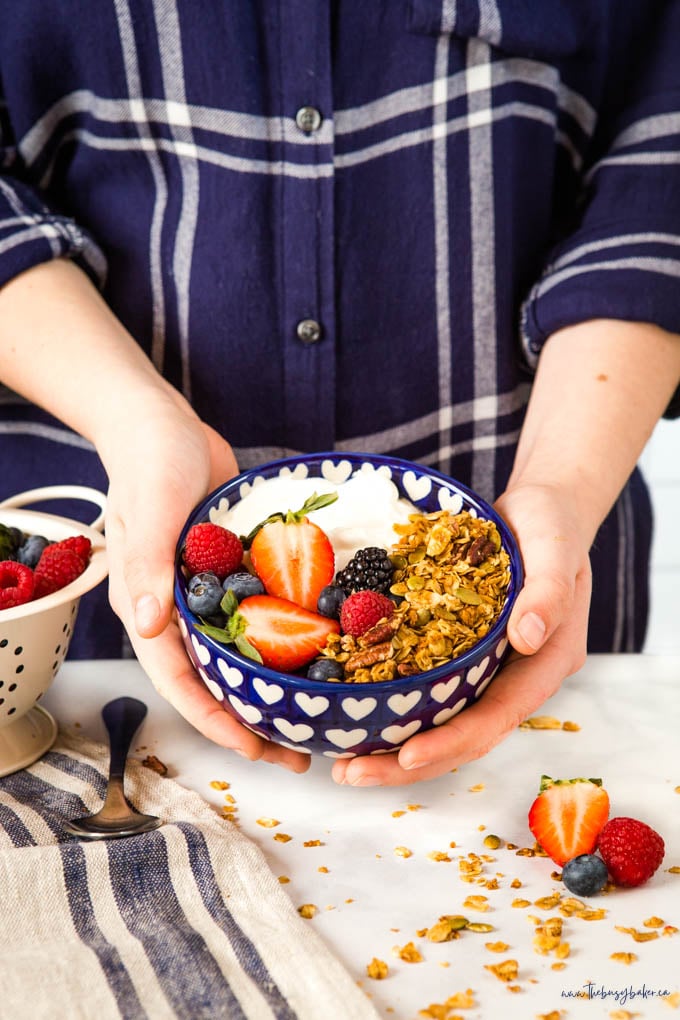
[467,537,496,566]
[345,641,393,672]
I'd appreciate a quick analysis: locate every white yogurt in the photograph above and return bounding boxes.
[214,471,416,570]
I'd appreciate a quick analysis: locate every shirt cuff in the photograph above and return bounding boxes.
[520,225,680,419]
[0,176,107,290]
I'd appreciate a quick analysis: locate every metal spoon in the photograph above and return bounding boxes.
[63,696,162,840]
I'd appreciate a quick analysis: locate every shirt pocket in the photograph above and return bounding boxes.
[407,0,603,61]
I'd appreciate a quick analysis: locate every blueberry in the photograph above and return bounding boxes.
[307,658,345,681]
[187,577,224,617]
[561,854,608,897]
[222,571,265,601]
[17,534,50,568]
[316,584,347,619]
[188,571,221,593]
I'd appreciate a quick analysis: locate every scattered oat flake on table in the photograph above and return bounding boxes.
[468,783,485,792]
[317,866,329,873]
[418,988,476,1017]
[428,850,452,862]
[463,895,489,912]
[536,1012,565,1020]
[256,817,280,828]
[392,809,406,817]
[484,959,518,983]
[610,951,637,964]
[277,875,289,884]
[366,958,389,980]
[664,991,680,1008]
[273,832,292,843]
[512,898,531,908]
[297,904,317,919]
[210,780,230,790]
[609,1011,641,1020]
[643,915,664,927]
[407,803,423,811]
[520,715,562,729]
[614,926,659,942]
[485,941,510,952]
[663,925,679,935]
[303,839,323,846]
[667,866,680,874]
[394,845,413,858]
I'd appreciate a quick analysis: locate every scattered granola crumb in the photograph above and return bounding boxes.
[392,810,406,818]
[463,895,489,912]
[484,959,518,983]
[615,926,659,943]
[468,783,485,793]
[277,876,289,884]
[142,754,168,776]
[609,1011,640,1019]
[345,898,354,904]
[663,925,679,936]
[393,941,423,963]
[418,988,476,1017]
[407,803,423,812]
[512,898,531,908]
[318,866,329,874]
[510,878,522,889]
[610,951,637,965]
[273,832,292,843]
[536,1012,565,1020]
[210,780,230,790]
[298,904,318,919]
[394,846,413,858]
[366,958,389,980]
[561,720,580,731]
[520,715,561,729]
[667,866,680,874]
[256,817,280,828]
[428,850,452,862]
[485,941,510,952]
[551,962,567,971]
[663,991,680,1008]
[643,915,664,927]
[303,839,323,847]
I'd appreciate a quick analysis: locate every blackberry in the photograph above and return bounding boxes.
[335,546,394,595]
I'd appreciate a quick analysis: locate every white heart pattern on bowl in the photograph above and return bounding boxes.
[495,637,509,659]
[438,489,464,514]
[466,656,490,686]
[253,677,284,704]
[341,696,377,721]
[325,728,368,749]
[387,690,422,716]
[432,700,467,726]
[431,675,462,703]
[322,750,357,759]
[279,463,309,481]
[381,720,422,744]
[191,634,211,667]
[273,718,315,743]
[402,471,432,502]
[277,740,313,754]
[217,659,244,688]
[227,695,263,725]
[321,458,353,484]
[294,692,330,717]
[472,668,497,699]
[200,671,224,702]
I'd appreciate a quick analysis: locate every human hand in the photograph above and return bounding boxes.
[100,389,311,773]
[330,482,591,786]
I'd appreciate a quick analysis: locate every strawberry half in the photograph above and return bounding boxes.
[198,593,340,673]
[528,775,610,867]
[247,492,337,612]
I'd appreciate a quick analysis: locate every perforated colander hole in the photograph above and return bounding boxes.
[8,683,16,692]
[15,664,23,674]
[0,639,7,648]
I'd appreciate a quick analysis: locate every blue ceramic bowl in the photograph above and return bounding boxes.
[174,453,523,758]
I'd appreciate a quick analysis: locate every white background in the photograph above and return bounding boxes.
[641,418,680,653]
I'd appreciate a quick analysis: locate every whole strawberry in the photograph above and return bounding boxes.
[183,523,243,581]
[340,589,395,638]
[597,817,665,887]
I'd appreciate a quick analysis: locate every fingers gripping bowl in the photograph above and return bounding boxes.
[174,454,523,759]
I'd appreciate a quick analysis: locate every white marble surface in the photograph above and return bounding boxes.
[43,655,680,1019]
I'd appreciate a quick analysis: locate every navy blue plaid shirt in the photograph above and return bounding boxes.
[1,1,678,657]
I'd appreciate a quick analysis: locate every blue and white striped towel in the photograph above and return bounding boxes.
[0,730,379,1020]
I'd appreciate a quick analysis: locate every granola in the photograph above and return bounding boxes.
[321,509,511,682]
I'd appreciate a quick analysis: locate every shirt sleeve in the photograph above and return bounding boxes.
[0,94,106,291]
[520,1,680,419]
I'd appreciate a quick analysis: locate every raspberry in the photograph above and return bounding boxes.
[597,817,665,888]
[0,560,35,609]
[51,535,92,564]
[34,547,88,599]
[183,522,243,581]
[340,589,394,638]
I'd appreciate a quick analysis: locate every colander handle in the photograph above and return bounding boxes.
[0,485,107,532]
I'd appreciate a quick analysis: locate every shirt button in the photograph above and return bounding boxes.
[295,106,322,134]
[296,319,323,344]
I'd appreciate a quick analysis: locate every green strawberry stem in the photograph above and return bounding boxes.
[538,775,603,792]
[240,490,338,548]
[195,590,263,663]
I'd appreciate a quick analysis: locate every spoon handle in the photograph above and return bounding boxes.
[102,697,148,781]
